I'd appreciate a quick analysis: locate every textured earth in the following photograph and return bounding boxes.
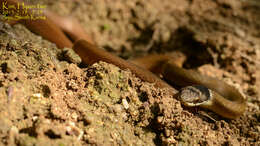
[0,0,259,145]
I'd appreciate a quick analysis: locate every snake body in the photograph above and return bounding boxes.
[2,0,246,119]
[160,61,246,119]
[73,40,247,119]
[131,55,246,119]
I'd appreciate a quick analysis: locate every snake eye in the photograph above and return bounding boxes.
[178,85,211,106]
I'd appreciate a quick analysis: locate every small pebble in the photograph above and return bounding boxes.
[122,98,129,109]
[61,48,82,64]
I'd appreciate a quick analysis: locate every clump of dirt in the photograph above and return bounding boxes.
[0,0,260,145]
[0,23,156,145]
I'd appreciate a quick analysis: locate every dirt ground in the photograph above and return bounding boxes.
[0,0,259,145]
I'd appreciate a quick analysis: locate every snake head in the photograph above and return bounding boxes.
[178,85,212,107]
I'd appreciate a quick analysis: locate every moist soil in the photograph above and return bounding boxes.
[0,0,259,145]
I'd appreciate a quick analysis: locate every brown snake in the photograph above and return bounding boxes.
[1,0,247,119]
[131,55,246,119]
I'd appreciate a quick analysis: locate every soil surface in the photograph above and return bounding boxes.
[0,0,259,145]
